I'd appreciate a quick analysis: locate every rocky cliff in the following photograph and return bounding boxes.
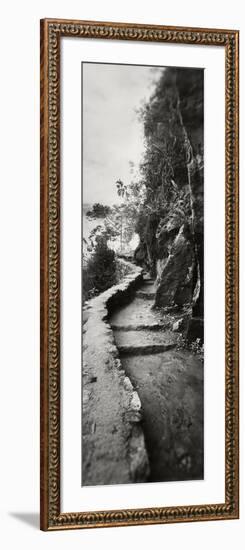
[134,67,204,341]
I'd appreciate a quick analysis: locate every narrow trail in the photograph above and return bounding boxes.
[109,274,204,482]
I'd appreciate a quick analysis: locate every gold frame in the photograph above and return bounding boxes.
[40,18,239,530]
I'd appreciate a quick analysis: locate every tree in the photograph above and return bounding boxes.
[83,236,117,302]
[84,177,146,256]
[86,203,111,219]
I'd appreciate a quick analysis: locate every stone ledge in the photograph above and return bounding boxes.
[82,261,150,486]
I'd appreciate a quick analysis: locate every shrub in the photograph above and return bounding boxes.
[83,237,117,302]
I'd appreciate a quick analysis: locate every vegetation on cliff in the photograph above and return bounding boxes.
[133,67,204,339]
[83,236,117,302]
[83,67,204,339]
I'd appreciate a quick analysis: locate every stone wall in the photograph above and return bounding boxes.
[82,262,150,486]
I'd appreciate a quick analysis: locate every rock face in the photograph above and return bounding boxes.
[178,69,204,325]
[135,68,204,341]
[155,224,195,308]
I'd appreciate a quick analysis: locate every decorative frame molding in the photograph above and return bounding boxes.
[40,18,239,530]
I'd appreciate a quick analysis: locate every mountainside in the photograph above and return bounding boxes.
[134,67,204,341]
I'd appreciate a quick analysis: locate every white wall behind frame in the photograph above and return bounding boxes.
[0,0,243,549]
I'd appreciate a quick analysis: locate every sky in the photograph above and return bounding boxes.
[82,63,164,205]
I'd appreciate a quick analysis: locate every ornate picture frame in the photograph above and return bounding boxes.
[40,18,239,530]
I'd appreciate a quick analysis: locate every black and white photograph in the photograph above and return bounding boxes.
[82,61,204,487]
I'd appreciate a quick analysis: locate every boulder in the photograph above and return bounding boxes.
[154,225,194,309]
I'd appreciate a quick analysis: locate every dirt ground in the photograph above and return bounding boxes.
[122,350,203,482]
[109,277,204,482]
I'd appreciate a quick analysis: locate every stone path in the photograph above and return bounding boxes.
[109,275,204,482]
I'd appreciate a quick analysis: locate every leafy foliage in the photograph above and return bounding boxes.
[176,334,204,360]
[86,203,111,219]
[133,68,195,271]
[84,176,146,256]
[82,236,117,302]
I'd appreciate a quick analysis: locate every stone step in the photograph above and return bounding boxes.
[142,274,155,281]
[109,297,167,328]
[140,283,156,290]
[135,290,155,299]
[111,322,170,332]
[114,329,177,356]
[118,343,176,355]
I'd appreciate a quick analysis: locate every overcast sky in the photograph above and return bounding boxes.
[82,63,164,205]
